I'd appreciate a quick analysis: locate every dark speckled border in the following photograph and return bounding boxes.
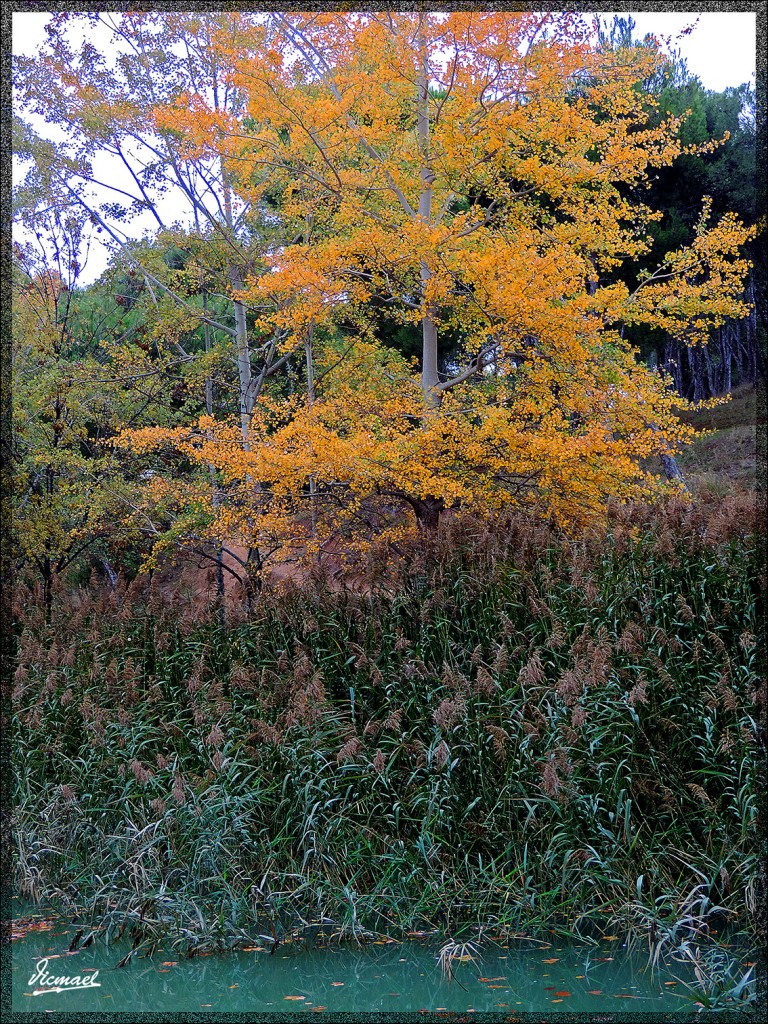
[2,2,766,1021]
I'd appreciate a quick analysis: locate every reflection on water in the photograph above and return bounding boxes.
[10,906,719,1015]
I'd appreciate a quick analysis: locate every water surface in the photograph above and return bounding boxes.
[10,907,721,1015]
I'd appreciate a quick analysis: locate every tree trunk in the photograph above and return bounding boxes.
[708,339,720,395]
[416,15,440,411]
[413,496,444,530]
[220,156,254,448]
[659,452,687,486]
[649,424,687,490]
[722,327,732,394]
[243,546,263,613]
[421,297,440,405]
[690,344,703,404]
[664,340,682,394]
[228,263,253,447]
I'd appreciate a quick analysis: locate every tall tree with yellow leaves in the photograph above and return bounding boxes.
[120,12,753,554]
[24,12,754,571]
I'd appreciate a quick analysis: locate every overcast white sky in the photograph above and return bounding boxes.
[12,10,758,283]
[612,11,756,92]
[13,10,757,91]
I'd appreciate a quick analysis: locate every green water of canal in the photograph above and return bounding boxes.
[10,908,750,1015]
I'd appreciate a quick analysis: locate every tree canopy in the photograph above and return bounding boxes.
[13,11,757,590]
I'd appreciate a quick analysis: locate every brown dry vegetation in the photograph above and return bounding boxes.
[168,385,765,610]
[676,384,764,493]
[11,488,763,960]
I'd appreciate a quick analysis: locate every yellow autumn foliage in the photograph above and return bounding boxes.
[116,12,754,559]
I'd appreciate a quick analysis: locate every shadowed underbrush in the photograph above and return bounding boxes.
[10,493,765,970]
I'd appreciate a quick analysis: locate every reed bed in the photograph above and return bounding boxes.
[10,493,765,967]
